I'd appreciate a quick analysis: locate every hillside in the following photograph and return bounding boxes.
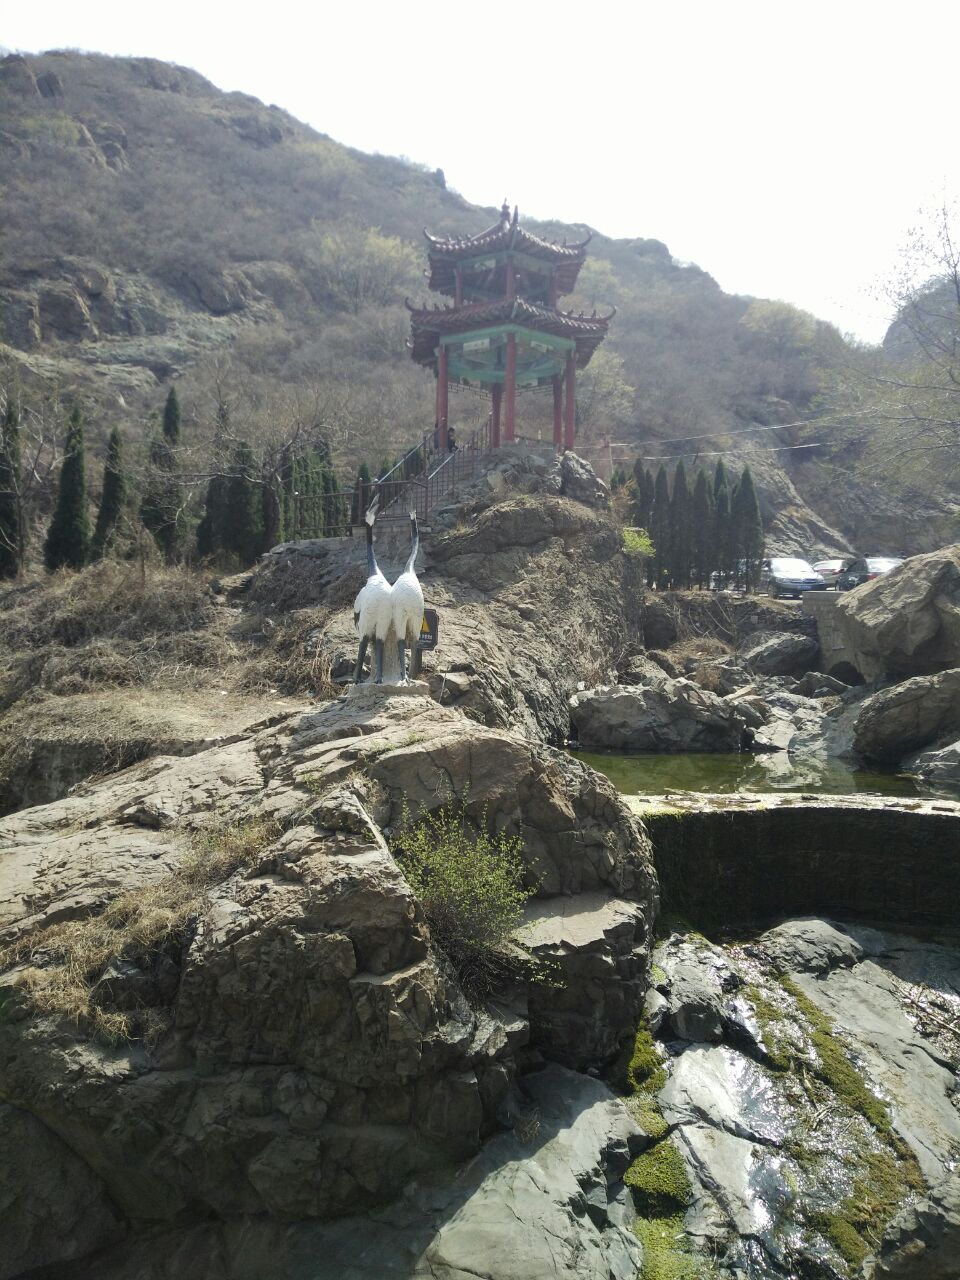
[1,49,957,555]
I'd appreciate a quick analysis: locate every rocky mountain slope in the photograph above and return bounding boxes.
[2,49,955,556]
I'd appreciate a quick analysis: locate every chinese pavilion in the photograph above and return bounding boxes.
[407,202,613,451]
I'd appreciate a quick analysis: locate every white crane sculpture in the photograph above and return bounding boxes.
[352,501,392,684]
[388,511,425,685]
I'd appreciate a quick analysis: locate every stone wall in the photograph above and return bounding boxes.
[637,793,960,933]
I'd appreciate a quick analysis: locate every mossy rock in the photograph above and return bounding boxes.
[625,1138,692,1217]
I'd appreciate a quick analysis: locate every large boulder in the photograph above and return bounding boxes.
[569,680,747,752]
[0,691,657,1270]
[738,630,819,677]
[903,736,960,791]
[854,668,960,764]
[837,546,960,681]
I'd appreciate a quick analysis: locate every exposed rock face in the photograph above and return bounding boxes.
[569,680,747,752]
[650,919,960,1275]
[0,1102,124,1280]
[0,691,656,1272]
[904,736,960,792]
[738,629,819,677]
[837,546,960,681]
[559,452,610,509]
[257,480,642,745]
[854,668,960,764]
[870,1172,960,1279]
[38,1067,645,1280]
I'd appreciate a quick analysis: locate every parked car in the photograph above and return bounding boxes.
[813,558,849,589]
[836,556,904,591]
[762,557,827,599]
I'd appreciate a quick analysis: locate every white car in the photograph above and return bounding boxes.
[813,558,849,589]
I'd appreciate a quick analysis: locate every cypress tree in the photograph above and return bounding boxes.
[714,477,732,588]
[141,432,184,564]
[691,468,714,589]
[91,427,128,560]
[0,402,25,579]
[669,460,692,589]
[224,442,264,567]
[733,466,764,593]
[44,405,90,572]
[713,458,728,501]
[196,473,230,559]
[162,386,181,445]
[650,464,672,590]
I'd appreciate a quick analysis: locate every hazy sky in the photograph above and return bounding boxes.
[6,1,957,343]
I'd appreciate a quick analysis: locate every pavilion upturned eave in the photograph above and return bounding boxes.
[406,296,613,370]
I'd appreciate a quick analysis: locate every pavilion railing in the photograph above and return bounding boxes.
[288,419,497,538]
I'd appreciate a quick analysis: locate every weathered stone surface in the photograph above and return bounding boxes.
[0,691,656,1271]
[41,1067,645,1280]
[0,1102,123,1280]
[560,452,610,509]
[904,736,960,791]
[869,1171,960,1279]
[837,546,960,681]
[854,668,960,764]
[759,917,863,974]
[654,935,732,1042]
[518,894,652,1067]
[739,629,819,677]
[570,680,746,752]
[39,282,97,339]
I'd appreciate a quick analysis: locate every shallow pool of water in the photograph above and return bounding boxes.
[571,750,924,798]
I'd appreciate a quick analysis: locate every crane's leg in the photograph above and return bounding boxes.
[374,638,385,684]
[352,635,369,684]
[396,639,407,685]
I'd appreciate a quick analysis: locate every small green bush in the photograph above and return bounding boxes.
[393,797,535,992]
[623,526,654,558]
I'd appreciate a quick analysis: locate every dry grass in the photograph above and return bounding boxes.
[0,816,281,1043]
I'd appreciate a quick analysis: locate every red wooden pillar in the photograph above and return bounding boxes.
[504,333,517,442]
[563,352,576,451]
[491,383,502,448]
[552,374,563,450]
[437,345,449,450]
[505,256,516,300]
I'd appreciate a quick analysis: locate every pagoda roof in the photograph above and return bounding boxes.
[424,203,591,297]
[406,296,614,369]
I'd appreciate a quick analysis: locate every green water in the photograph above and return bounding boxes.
[571,750,925,799]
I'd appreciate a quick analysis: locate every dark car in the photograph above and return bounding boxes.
[837,556,904,591]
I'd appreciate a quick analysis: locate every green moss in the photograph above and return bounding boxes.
[810,1148,921,1271]
[630,1093,670,1140]
[743,983,793,1071]
[634,1215,708,1280]
[625,1139,692,1217]
[651,963,668,985]
[625,1025,667,1093]
[780,977,890,1133]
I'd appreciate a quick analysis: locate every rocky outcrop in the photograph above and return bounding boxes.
[36,1066,645,1280]
[648,918,960,1275]
[869,1172,960,1279]
[738,629,819,677]
[569,680,747,752]
[837,546,960,681]
[0,689,656,1273]
[904,736,960,792]
[854,668,960,764]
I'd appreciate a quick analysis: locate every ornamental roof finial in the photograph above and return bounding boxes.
[501,198,510,223]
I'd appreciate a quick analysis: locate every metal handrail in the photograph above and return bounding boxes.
[371,416,493,524]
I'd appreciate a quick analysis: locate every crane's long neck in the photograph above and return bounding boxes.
[366,521,378,577]
[404,516,419,574]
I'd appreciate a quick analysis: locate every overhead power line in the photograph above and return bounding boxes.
[636,442,824,462]
[610,407,873,453]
